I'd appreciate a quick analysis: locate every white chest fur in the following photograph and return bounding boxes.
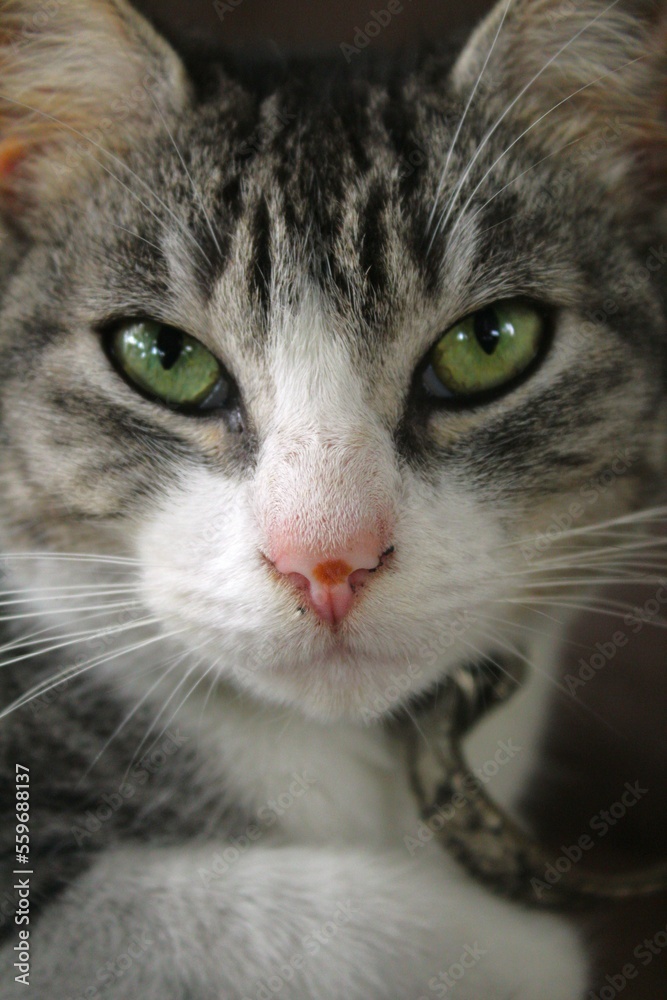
[184,686,425,852]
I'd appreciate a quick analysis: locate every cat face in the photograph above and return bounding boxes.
[0,0,665,719]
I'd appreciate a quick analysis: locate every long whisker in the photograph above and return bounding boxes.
[476,609,592,651]
[147,92,225,261]
[0,605,145,656]
[446,55,644,249]
[0,599,142,623]
[196,656,224,736]
[504,576,667,590]
[493,507,667,553]
[125,658,204,778]
[91,159,211,282]
[0,615,158,672]
[1,551,139,565]
[108,221,167,256]
[0,588,136,607]
[427,0,514,235]
[140,658,213,763]
[430,0,623,245]
[471,625,622,736]
[0,582,135,597]
[82,650,194,781]
[0,628,182,720]
[125,635,217,773]
[497,596,667,627]
[448,133,585,246]
[0,91,213,271]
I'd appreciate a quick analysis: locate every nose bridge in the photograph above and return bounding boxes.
[253,312,400,623]
[254,300,400,562]
[256,413,398,559]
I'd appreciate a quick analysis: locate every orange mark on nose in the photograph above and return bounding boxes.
[312,559,353,587]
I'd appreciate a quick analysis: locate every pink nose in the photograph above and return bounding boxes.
[272,536,389,626]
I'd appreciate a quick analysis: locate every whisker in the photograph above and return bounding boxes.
[0,582,135,597]
[0,91,214,272]
[82,650,194,781]
[1,551,139,565]
[504,576,667,589]
[0,615,159,673]
[471,625,622,736]
[0,599,142,623]
[431,0,624,244]
[147,92,225,262]
[125,635,216,773]
[427,0,514,238]
[0,605,146,656]
[446,55,643,249]
[476,609,591,651]
[494,507,667,554]
[0,628,182,720]
[449,133,585,246]
[0,588,137,608]
[108,222,166,256]
[126,658,205,778]
[498,597,667,627]
[196,656,224,736]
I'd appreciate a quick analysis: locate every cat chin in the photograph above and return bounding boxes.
[134,598,491,723]
[222,647,458,723]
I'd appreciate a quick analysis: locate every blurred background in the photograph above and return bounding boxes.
[133,2,667,995]
[137,0,493,48]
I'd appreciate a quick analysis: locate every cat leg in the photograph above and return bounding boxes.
[0,844,587,1000]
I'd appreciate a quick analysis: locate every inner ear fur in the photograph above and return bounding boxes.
[454,0,667,211]
[0,0,189,212]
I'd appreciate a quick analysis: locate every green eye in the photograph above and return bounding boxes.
[423,300,546,400]
[108,320,229,411]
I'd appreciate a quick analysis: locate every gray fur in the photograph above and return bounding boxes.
[0,0,665,996]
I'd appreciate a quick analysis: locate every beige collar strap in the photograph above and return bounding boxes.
[397,659,667,908]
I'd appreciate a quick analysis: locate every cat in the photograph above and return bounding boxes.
[0,0,665,996]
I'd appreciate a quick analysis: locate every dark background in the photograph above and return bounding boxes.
[132,2,667,995]
[137,0,492,48]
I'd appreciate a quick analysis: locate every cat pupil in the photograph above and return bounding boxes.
[473,308,501,355]
[156,328,183,371]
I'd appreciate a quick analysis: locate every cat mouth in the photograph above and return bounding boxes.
[269,546,395,630]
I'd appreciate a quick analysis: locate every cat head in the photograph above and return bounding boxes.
[0,0,665,720]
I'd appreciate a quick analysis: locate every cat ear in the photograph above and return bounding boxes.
[453,0,667,212]
[0,0,188,214]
